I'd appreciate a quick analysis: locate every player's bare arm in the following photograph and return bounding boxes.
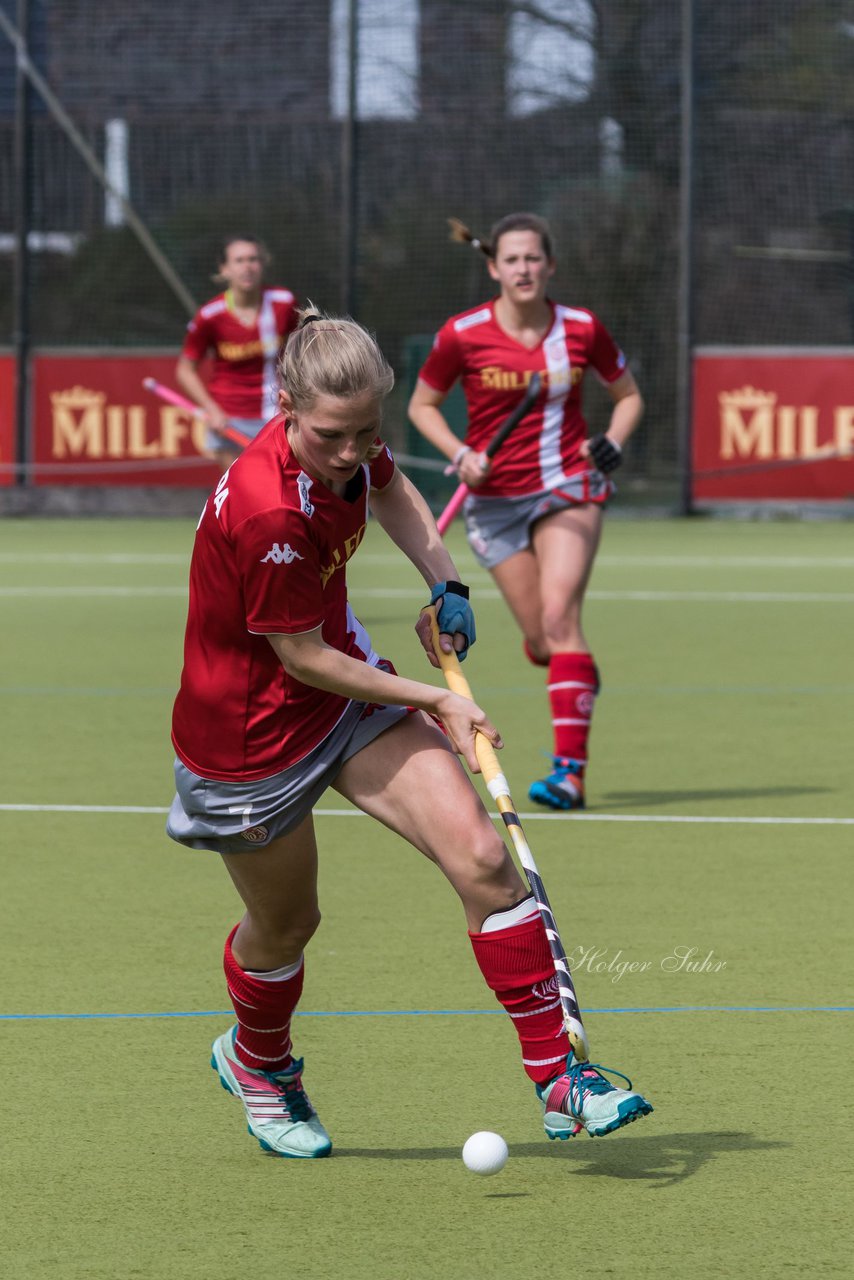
[408,379,470,462]
[408,380,490,487]
[582,371,644,459]
[368,468,456,586]
[266,628,502,773]
[369,469,475,664]
[175,354,230,430]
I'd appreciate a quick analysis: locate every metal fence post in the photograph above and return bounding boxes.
[340,0,358,317]
[676,0,695,515]
[12,0,32,487]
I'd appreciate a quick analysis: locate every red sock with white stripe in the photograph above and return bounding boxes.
[223,924,303,1074]
[469,899,569,1086]
[548,651,599,769]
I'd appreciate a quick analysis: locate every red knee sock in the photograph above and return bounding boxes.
[547,652,599,767]
[469,915,569,1085]
[223,924,304,1073]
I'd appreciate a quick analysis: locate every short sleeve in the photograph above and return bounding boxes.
[588,315,628,384]
[368,441,396,491]
[181,311,211,363]
[416,321,465,394]
[234,509,324,635]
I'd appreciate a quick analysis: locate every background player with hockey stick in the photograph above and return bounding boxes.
[176,235,299,472]
[409,213,644,810]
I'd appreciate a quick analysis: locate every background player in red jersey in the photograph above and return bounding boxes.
[408,213,644,811]
[176,235,299,471]
[166,306,651,1159]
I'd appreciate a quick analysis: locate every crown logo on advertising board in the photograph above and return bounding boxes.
[718,385,777,411]
[50,386,107,410]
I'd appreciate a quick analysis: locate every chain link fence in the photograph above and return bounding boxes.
[2,1,853,505]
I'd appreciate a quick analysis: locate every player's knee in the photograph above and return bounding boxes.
[469,828,515,883]
[258,907,321,954]
[292,909,322,950]
[541,603,581,647]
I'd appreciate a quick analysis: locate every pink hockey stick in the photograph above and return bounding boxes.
[436,372,541,535]
[142,378,252,449]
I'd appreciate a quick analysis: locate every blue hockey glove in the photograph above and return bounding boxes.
[429,580,476,661]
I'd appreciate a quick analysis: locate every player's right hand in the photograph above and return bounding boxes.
[208,405,231,433]
[457,450,491,487]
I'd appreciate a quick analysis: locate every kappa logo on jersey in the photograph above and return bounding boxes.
[297,472,315,518]
[532,975,561,1001]
[261,542,303,565]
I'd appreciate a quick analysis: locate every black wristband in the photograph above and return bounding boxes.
[442,581,469,598]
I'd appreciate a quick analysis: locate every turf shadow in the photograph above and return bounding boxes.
[599,785,831,808]
[334,1131,787,1190]
[546,1129,787,1188]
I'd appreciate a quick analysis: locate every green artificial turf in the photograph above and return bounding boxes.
[1,516,852,1278]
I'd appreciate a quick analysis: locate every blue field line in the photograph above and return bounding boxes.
[1,1004,852,1022]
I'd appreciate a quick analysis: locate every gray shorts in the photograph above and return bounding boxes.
[166,697,409,854]
[464,470,615,569]
[205,416,266,453]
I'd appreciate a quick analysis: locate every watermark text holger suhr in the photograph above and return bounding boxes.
[567,945,727,985]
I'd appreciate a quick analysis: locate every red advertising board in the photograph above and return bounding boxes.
[0,351,15,487]
[693,348,854,503]
[31,351,221,487]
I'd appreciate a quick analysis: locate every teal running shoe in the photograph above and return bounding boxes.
[211,1027,332,1158]
[528,757,585,811]
[537,1055,653,1139]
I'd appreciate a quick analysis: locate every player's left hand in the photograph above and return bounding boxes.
[583,434,623,474]
[435,690,503,773]
[416,582,476,665]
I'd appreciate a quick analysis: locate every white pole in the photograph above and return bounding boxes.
[104,118,129,227]
[599,116,624,179]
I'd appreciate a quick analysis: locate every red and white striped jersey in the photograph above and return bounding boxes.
[171,417,396,781]
[181,288,300,420]
[418,299,627,497]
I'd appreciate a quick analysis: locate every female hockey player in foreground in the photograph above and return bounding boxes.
[166,306,652,1158]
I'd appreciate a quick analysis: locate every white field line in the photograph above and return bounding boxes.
[598,555,854,568]
[1,803,852,825]
[0,552,188,565]
[0,586,190,597]
[587,590,854,603]
[3,682,852,699]
[3,585,854,604]
[2,551,854,569]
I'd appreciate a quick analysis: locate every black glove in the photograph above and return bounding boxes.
[587,434,622,474]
